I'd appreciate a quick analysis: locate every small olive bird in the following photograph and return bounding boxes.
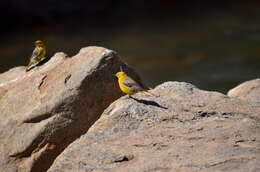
[26,40,46,71]
[115,69,154,97]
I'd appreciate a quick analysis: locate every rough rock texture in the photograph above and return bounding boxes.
[0,46,140,172]
[48,82,260,172]
[228,79,260,105]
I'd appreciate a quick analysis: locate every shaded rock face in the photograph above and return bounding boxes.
[0,46,140,172]
[228,79,260,105]
[48,82,260,172]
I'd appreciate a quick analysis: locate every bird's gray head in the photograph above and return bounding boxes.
[34,40,44,47]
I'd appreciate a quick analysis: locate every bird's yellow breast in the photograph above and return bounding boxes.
[38,46,46,60]
[118,77,135,95]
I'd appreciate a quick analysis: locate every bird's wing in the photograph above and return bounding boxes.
[30,47,40,60]
[122,77,145,92]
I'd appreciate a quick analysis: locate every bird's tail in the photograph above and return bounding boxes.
[26,60,36,71]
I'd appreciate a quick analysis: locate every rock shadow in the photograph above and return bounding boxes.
[26,56,51,71]
[37,56,51,66]
[130,96,168,109]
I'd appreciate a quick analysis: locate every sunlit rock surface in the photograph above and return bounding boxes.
[0,46,140,172]
[48,82,260,172]
[228,78,260,105]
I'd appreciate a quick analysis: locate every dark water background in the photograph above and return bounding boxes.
[1,1,260,93]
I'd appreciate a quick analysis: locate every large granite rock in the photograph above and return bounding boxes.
[228,79,260,105]
[48,82,260,172]
[0,46,140,172]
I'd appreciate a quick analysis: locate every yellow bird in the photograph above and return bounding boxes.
[26,40,46,71]
[115,71,153,97]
